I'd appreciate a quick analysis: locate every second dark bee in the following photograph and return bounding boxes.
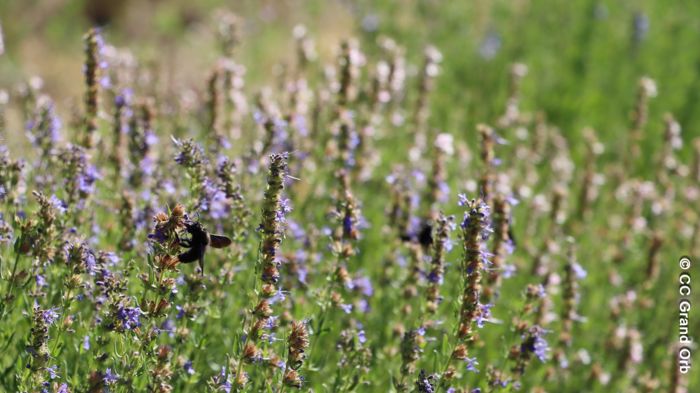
[178,221,232,274]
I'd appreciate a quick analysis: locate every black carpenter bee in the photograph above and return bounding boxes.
[400,221,433,248]
[178,220,232,274]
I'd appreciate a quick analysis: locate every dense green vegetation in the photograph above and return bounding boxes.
[0,1,697,392]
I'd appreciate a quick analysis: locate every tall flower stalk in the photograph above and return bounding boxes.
[437,196,491,390]
[82,28,105,148]
[235,152,290,390]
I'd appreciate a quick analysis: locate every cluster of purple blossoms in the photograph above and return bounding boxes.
[103,368,119,384]
[60,144,100,208]
[253,109,292,154]
[48,195,67,215]
[475,303,493,328]
[199,178,230,221]
[115,305,142,330]
[62,241,97,275]
[521,326,550,362]
[183,360,195,375]
[211,366,233,393]
[0,212,12,244]
[277,197,293,224]
[479,30,501,60]
[25,96,61,157]
[114,88,133,111]
[415,369,436,393]
[458,194,492,238]
[173,137,207,169]
[39,307,60,326]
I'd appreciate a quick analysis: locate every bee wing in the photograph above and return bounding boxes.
[209,234,233,248]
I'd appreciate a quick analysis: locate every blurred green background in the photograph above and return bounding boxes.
[2,0,700,157]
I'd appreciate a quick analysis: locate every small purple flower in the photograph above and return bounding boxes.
[77,165,100,195]
[199,178,230,220]
[175,305,185,319]
[521,326,550,362]
[268,288,286,305]
[572,262,587,280]
[361,14,380,32]
[458,194,469,206]
[476,303,493,328]
[533,334,550,362]
[343,214,354,235]
[438,181,450,203]
[213,367,232,393]
[427,270,443,284]
[479,30,501,60]
[278,198,292,222]
[252,111,265,125]
[357,298,370,313]
[293,113,308,136]
[184,360,195,375]
[465,357,479,373]
[102,252,120,266]
[148,226,168,244]
[533,284,547,298]
[352,275,374,297]
[161,319,176,338]
[502,264,516,278]
[83,335,90,350]
[116,306,142,330]
[632,12,649,44]
[103,368,119,384]
[41,308,60,325]
[46,365,59,379]
[114,89,132,108]
[35,274,47,288]
[49,195,67,214]
[415,369,435,393]
[357,329,367,344]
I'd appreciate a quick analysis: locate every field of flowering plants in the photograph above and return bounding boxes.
[0,1,698,392]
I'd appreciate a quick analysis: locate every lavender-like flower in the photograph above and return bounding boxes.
[457,197,491,340]
[258,153,290,294]
[128,100,157,189]
[282,320,310,388]
[484,194,513,302]
[411,45,442,153]
[426,213,455,314]
[110,88,132,179]
[199,178,230,221]
[103,368,119,384]
[26,305,60,388]
[26,95,61,162]
[414,370,436,393]
[59,144,100,210]
[82,27,105,148]
[236,153,289,387]
[477,125,496,206]
[398,328,425,387]
[557,239,586,365]
[115,305,142,330]
[511,325,550,376]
